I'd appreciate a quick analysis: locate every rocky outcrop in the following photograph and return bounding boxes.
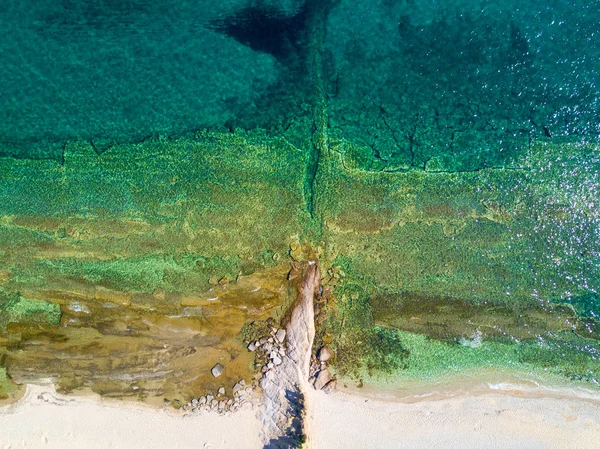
[259,262,319,448]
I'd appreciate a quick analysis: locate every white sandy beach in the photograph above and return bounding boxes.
[2,382,600,449]
[307,387,600,449]
[0,384,262,449]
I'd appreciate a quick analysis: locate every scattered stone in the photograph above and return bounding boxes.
[218,387,225,395]
[318,346,333,362]
[218,276,229,285]
[206,395,214,403]
[322,379,337,394]
[268,337,274,343]
[272,355,282,366]
[255,340,261,347]
[264,343,273,352]
[211,399,218,407]
[275,328,286,343]
[248,341,257,351]
[227,399,233,406]
[211,363,224,377]
[199,396,207,405]
[314,368,333,390]
[267,362,274,369]
[259,337,268,345]
[192,398,198,406]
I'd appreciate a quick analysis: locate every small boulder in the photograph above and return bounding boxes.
[318,346,333,362]
[211,363,224,377]
[248,341,257,351]
[314,368,333,390]
[272,355,283,366]
[218,387,225,395]
[275,328,286,343]
[322,379,337,394]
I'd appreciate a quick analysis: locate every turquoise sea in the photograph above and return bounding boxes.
[1,0,600,399]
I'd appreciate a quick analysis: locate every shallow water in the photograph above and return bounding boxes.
[0,0,599,400]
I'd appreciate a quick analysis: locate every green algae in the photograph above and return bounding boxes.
[0,291,61,331]
[0,366,21,401]
[317,139,600,388]
[0,126,598,398]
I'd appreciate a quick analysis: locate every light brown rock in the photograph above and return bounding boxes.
[314,368,332,390]
[318,346,333,362]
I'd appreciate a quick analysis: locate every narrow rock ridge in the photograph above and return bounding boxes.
[260,262,319,448]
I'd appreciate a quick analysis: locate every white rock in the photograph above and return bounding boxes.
[275,328,286,343]
[272,355,282,366]
[248,341,257,351]
[211,363,224,377]
[218,387,225,395]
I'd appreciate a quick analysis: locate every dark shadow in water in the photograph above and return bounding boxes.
[208,3,309,63]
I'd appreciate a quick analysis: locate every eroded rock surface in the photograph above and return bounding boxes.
[260,262,318,448]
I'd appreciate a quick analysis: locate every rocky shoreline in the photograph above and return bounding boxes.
[178,261,332,448]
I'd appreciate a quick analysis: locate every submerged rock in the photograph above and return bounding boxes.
[211,363,224,378]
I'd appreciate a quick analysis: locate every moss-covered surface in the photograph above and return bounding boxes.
[0,129,317,404]
[1,127,599,399]
[317,139,600,387]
